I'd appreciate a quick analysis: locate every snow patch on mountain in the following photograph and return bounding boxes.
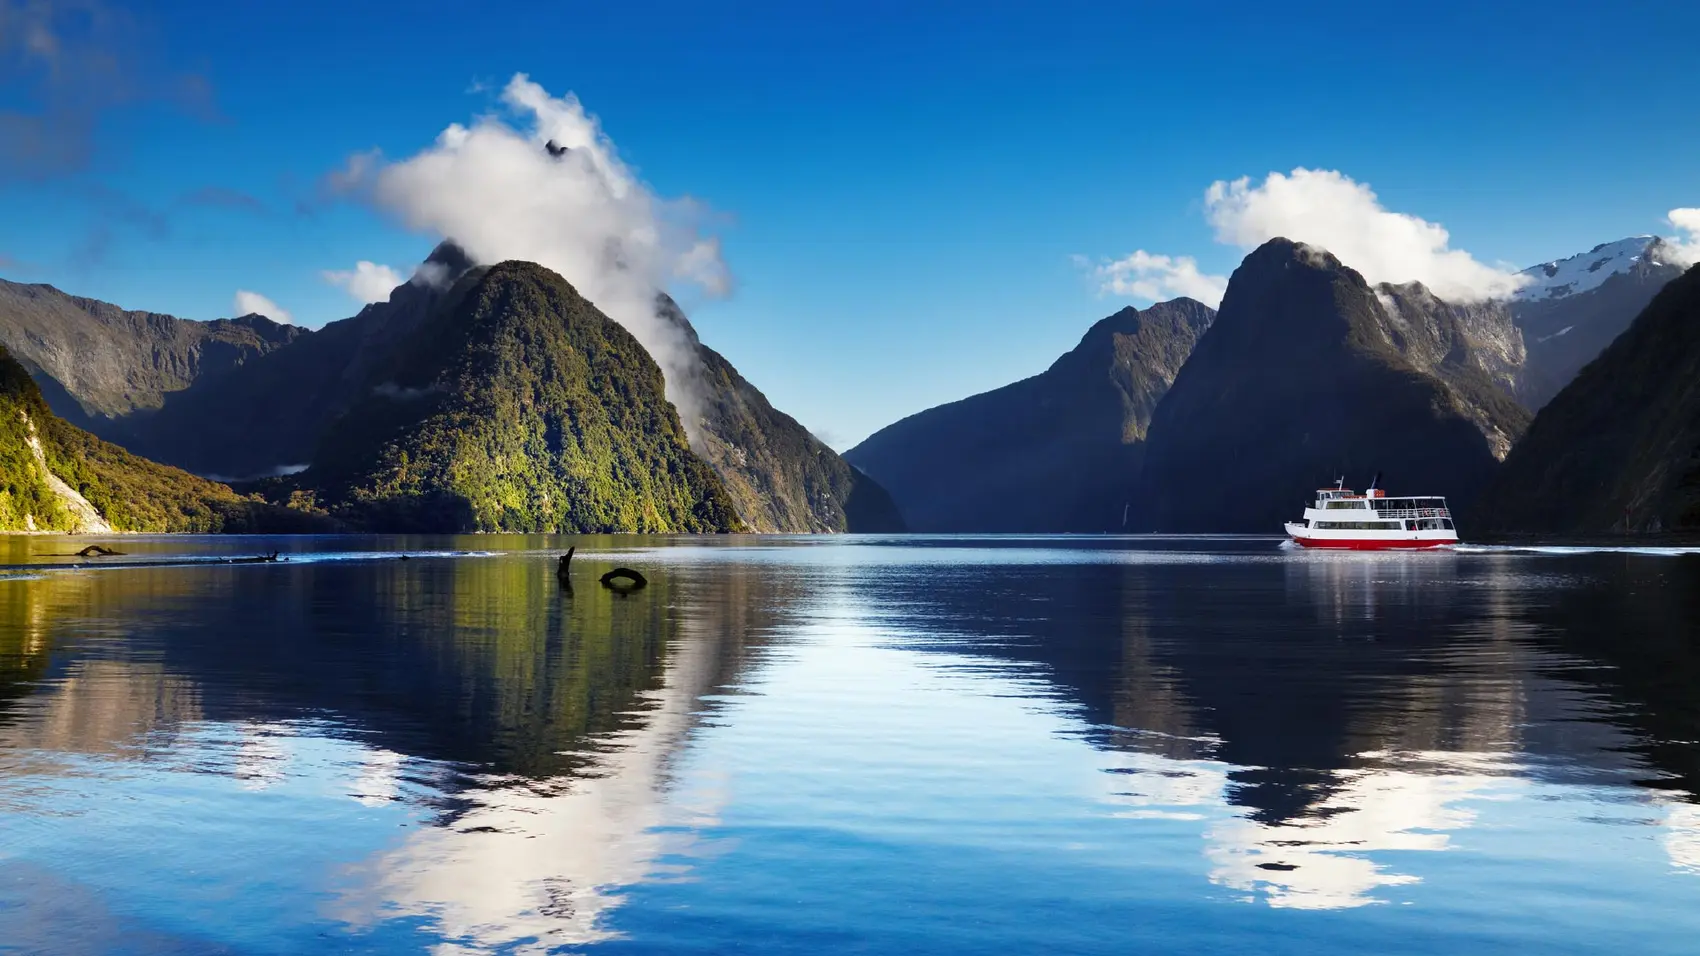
[1514,236,1671,302]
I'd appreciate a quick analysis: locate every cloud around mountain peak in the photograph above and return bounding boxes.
[325,72,730,438]
[1202,169,1528,302]
[232,289,292,325]
[1091,168,1531,308]
[1666,208,1700,267]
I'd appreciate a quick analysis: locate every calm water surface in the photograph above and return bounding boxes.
[2,534,1700,954]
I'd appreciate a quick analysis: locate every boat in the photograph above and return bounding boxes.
[1283,478,1458,550]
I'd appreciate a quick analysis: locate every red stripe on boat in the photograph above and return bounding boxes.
[1290,536,1452,550]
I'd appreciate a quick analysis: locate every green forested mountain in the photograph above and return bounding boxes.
[0,344,299,532]
[301,261,744,533]
[2,244,895,533]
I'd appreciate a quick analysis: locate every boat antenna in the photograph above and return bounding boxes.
[1369,471,1381,492]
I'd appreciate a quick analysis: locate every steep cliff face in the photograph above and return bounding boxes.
[1372,282,1529,459]
[845,298,1215,531]
[1474,264,1700,535]
[0,278,302,430]
[657,298,904,533]
[301,262,743,533]
[1137,239,1527,533]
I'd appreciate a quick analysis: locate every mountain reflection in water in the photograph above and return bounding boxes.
[1,535,1698,954]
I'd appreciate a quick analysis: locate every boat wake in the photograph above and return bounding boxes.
[1450,544,1700,558]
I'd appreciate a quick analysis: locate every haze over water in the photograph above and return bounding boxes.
[2,535,1699,954]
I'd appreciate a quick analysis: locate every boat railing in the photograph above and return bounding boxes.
[1372,507,1451,520]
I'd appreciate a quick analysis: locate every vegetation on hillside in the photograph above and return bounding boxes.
[307,262,743,533]
[0,346,77,530]
[1,344,319,533]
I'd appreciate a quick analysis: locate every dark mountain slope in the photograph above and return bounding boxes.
[107,243,476,478]
[1138,239,1527,533]
[845,299,1215,532]
[1474,264,1700,534]
[659,298,904,533]
[301,261,742,533]
[0,277,301,432]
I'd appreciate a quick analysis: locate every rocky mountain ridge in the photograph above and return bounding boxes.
[0,277,302,430]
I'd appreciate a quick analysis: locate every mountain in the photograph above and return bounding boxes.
[659,298,905,533]
[0,277,302,435]
[1137,238,1530,533]
[1,243,896,533]
[1473,263,1700,535]
[61,243,477,479]
[845,299,1215,532]
[297,261,743,533]
[1371,282,1528,459]
[1509,237,1684,409]
[0,344,311,533]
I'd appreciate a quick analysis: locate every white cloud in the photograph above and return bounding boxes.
[322,260,405,304]
[233,290,292,324]
[1665,208,1700,267]
[1087,250,1228,308]
[334,73,729,439]
[1202,168,1527,302]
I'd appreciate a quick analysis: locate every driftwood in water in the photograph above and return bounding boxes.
[598,567,647,590]
[75,545,124,557]
[224,551,283,564]
[557,547,576,585]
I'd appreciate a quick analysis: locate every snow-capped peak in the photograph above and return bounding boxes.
[1513,236,1670,302]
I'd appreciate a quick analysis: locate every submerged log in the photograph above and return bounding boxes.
[598,567,647,590]
[75,545,123,557]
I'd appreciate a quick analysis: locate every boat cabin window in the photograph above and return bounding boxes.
[1312,520,1404,530]
[1323,500,1368,510]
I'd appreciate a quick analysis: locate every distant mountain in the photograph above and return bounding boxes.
[659,298,905,533]
[1137,238,1530,533]
[68,242,478,479]
[845,298,1214,531]
[298,261,743,533]
[1474,263,1700,535]
[0,277,302,434]
[1509,237,1684,409]
[0,344,312,533]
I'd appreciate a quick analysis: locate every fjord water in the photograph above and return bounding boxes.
[2,536,1699,954]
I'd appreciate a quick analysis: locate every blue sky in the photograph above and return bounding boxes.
[2,0,1697,447]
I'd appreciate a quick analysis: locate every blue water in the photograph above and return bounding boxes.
[1,534,1698,954]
